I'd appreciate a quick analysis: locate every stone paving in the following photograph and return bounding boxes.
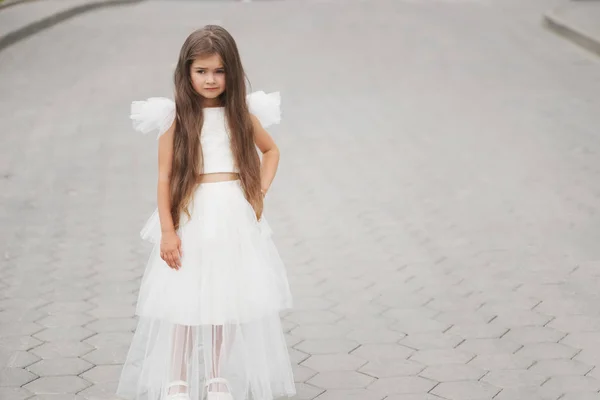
[1,0,600,399]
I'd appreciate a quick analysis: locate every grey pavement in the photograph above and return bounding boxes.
[1,0,600,399]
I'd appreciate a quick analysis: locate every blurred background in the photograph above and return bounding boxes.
[1,0,600,399]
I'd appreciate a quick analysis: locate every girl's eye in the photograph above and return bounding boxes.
[197,70,205,74]
[216,70,225,74]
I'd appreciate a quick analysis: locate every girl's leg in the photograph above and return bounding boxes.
[208,324,236,392]
[168,325,193,395]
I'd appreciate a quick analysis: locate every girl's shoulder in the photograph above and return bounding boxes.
[130,91,281,138]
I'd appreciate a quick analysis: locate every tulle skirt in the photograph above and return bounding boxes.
[117,180,295,400]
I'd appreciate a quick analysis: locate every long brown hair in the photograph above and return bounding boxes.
[171,25,263,229]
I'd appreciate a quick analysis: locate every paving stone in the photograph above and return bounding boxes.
[307,371,375,390]
[359,359,426,378]
[491,386,559,400]
[78,366,122,386]
[384,395,449,400]
[0,350,41,368]
[346,328,406,344]
[285,310,342,325]
[433,310,494,325]
[560,393,600,400]
[23,375,92,394]
[0,322,44,337]
[375,294,432,309]
[37,301,94,314]
[446,324,509,339]
[26,395,86,400]
[467,353,535,370]
[0,336,43,352]
[0,387,34,400]
[482,369,548,388]
[36,313,96,328]
[292,364,318,383]
[286,334,304,348]
[367,376,437,395]
[390,318,451,335]
[84,318,137,333]
[560,332,600,349]
[28,358,94,377]
[0,368,38,387]
[516,343,579,361]
[399,333,464,350]
[335,317,392,331]
[425,298,483,314]
[541,375,600,395]
[0,309,48,323]
[529,359,593,376]
[301,354,367,372]
[292,324,350,340]
[34,327,95,342]
[0,298,48,311]
[351,344,414,361]
[290,382,324,400]
[575,349,600,366]
[331,303,386,318]
[548,316,600,333]
[88,294,137,306]
[409,349,475,366]
[293,297,336,311]
[87,305,135,319]
[91,281,139,295]
[294,338,359,355]
[81,347,128,365]
[456,338,521,355]
[48,289,93,303]
[74,381,118,399]
[503,327,566,345]
[491,311,553,327]
[83,332,134,348]
[288,348,311,365]
[419,364,485,382]
[312,389,384,400]
[30,341,94,359]
[282,320,299,334]
[431,381,501,400]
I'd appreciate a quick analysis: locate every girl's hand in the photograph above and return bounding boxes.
[160,231,182,270]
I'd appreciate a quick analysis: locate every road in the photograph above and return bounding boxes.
[1,0,600,399]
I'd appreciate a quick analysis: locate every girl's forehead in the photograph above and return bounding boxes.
[191,54,223,68]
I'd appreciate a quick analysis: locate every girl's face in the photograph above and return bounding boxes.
[190,54,226,106]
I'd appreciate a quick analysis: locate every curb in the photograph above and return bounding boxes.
[543,5,600,57]
[0,0,145,54]
[0,0,41,12]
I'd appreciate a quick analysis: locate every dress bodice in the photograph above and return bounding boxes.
[130,91,281,175]
[201,107,238,173]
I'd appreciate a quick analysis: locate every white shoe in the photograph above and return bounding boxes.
[205,377,233,400]
[167,380,190,400]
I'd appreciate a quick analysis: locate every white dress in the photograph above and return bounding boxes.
[117,92,296,400]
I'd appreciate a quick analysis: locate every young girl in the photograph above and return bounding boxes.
[117,26,296,400]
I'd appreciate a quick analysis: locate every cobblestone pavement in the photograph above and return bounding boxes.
[1,0,600,399]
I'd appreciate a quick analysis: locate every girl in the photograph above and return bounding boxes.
[117,26,296,400]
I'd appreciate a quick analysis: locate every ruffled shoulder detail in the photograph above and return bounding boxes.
[130,97,176,139]
[247,91,281,128]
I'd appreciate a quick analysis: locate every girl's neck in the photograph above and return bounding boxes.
[203,97,223,109]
